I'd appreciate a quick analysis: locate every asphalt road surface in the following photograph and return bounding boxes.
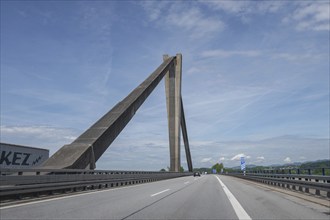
[1,175,329,219]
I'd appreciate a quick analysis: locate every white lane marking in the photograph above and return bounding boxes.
[0,184,143,210]
[150,189,170,197]
[184,181,190,184]
[215,176,252,220]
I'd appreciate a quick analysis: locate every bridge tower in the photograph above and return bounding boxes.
[163,54,188,172]
[42,54,192,172]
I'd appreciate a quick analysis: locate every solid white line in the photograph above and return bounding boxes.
[150,189,170,197]
[0,184,142,210]
[215,176,252,220]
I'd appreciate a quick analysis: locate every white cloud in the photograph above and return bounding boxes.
[231,153,251,161]
[284,157,291,163]
[201,1,284,16]
[0,125,78,155]
[0,125,76,141]
[203,1,329,31]
[219,157,226,161]
[166,7,224,39]
[79,4,114,38]
[186,67,201,75]
[190,136,328,168]
[271,52,326,61]
[283,2,330,31]
[140,1,170,21]
[254,156,265,164]
[201,49,325,61]
[202,1,249,13]
[255,2,283,13]
[141,2,224,39]
[200,157,213,163]
[201,49,261,58]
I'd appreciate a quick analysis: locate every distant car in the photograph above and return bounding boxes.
[193,172,201,177]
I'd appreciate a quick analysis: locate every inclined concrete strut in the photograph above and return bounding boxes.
[42,54,193,172]
[181,97,193,172]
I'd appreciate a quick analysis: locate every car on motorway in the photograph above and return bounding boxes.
[193,172,201,177]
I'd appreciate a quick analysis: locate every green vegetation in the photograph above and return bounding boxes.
[194,163,225,174]
[193,167,212,174]
[299,160,330,175]
[300,160,330,169]
[162,160,329,175]
[223,167,238,173]
[221,159,330,175]
[212,163,224,173]
[159,166,185,172]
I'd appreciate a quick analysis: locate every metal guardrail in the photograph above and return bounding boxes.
[227,173,330,198]
[0,168,192,201]
[244,167,330,176]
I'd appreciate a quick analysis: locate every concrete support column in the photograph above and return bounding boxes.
[164,54,182,172]
[181,97,193,172]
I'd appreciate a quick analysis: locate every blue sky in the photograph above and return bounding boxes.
[1,0,329,170]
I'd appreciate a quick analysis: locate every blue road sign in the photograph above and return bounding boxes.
[240,157,246,171]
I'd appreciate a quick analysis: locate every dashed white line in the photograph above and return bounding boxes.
[184,181,190,184]
[150,189,170,197]
[0,184,143,210]
[215,175,252,220]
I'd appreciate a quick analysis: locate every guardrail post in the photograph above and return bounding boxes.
[286,182,290,189]
[305,186,309,193]
[315,189,320,196]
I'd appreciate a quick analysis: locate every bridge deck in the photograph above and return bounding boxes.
[1,175,329,219]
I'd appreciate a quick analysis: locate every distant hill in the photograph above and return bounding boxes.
[193,167,212,173]
[276,159,329,169]
[299,159,330,169]
[192,159,330,174]
[230,164,258,170]
[228,159,329,169]
[225,159,330,174]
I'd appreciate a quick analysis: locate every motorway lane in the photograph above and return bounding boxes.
[219,175,330,220]
[1,176,198,219]
[125,174,237,219]
[1,175,329,219]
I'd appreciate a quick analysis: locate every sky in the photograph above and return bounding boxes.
[1,0,329,170]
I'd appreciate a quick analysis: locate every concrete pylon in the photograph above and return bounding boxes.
[42,57,176,169]
[42,54,192,172]
[163,54,182,172]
